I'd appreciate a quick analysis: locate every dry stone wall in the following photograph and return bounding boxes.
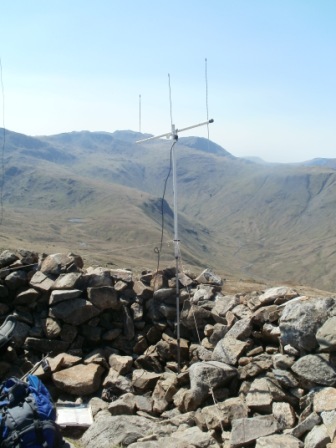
[1,249,336,447]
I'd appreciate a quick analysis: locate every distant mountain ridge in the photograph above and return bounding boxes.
[1,127,336,291]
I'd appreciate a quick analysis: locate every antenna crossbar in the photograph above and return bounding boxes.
[136,118,214,143]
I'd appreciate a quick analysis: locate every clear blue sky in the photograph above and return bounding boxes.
[0,0,335,162]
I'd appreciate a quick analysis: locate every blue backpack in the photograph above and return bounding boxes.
[0,375,61,448]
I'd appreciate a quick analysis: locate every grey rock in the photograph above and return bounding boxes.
[50,298,101,325]
[230,415,279,447]
[313,388,336,412]
[40,252,83,275]
[49,289,82,305]
[321,410,336,440]
[14,287,40,305]
[0,250,19,268]
[211,295,240,324]
[30,271,55,291]
[304,424,330,448]
[87,286,120,310]
[80,412,161,448]
[259,286,298,307]
[273,368,300,388]
[316,316,336,352]
[225,317,253,340]
[52,273,82,290]
[246,376,288,412]
[288,412,322,438]
[212,336,248,365]
[255,433,303,447]
[5,270,28,290]
[199,397,248,431]
[291,354,336,386]
[279,297,335,352]
[195,269,222,286]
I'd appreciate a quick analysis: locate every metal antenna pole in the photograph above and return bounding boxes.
[136,78,214,373]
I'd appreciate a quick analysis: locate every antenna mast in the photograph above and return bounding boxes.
[136,72,214,373]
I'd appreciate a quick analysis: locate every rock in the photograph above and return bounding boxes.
[304,424,330,448]
[132,369,161,393]
[181,302,212,330]
[230,415,280,447]
[40,253,83,275]
[322,410,336,440]
[47,353,82,372]
[279,297,335,352]
[175,361,237,412]
[133,280,153,299]
[152,373,178,414]
[195,269,222,286]
[316,317,336,352]
[0,250,19,268]
[198,397,248,431]
[50,299,101,325]
[5,270,28,290]
[273,401,297,429]
[85,267,113,287]
[211,336,248,365]
[288,412,322,439]
[192,285,216,303]
[172,425,220,447]
[24,337,69,354]
[14,287,40,305]
[49,289,82,304]
[109,354,133,375]
[273,368,300,388]
[291,354,336,386]
[108,392,136,415]
[211,295,240,324]
[42,317,61,339]
[225,317,253,340]
[258,286,298,307]
[80,412,160,447]
[52,363,104,395]
[102,368,132,395]
[29,271,55,291]
[52,273,82,289]
[313,388,336,412]
[245,376,288,412]
[255,433,303,447]
[87,286,120,310]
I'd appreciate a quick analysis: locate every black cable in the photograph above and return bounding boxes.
[154,139,176,274]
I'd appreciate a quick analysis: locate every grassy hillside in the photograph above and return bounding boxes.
[1,128,336,291]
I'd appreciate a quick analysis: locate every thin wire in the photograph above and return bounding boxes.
[0,58,5,225]
[154,139,176,275]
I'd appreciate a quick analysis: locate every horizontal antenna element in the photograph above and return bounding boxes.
[136,118,214,143]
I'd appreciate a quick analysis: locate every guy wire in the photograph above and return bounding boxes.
[0,58,5,225]
[154,139,176,275]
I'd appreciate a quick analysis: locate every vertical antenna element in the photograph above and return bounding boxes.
[168,74,177,141]
[205,58,210,147]
[139,94,141,133]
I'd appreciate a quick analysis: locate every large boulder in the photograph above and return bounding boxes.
[279,297,336,352]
